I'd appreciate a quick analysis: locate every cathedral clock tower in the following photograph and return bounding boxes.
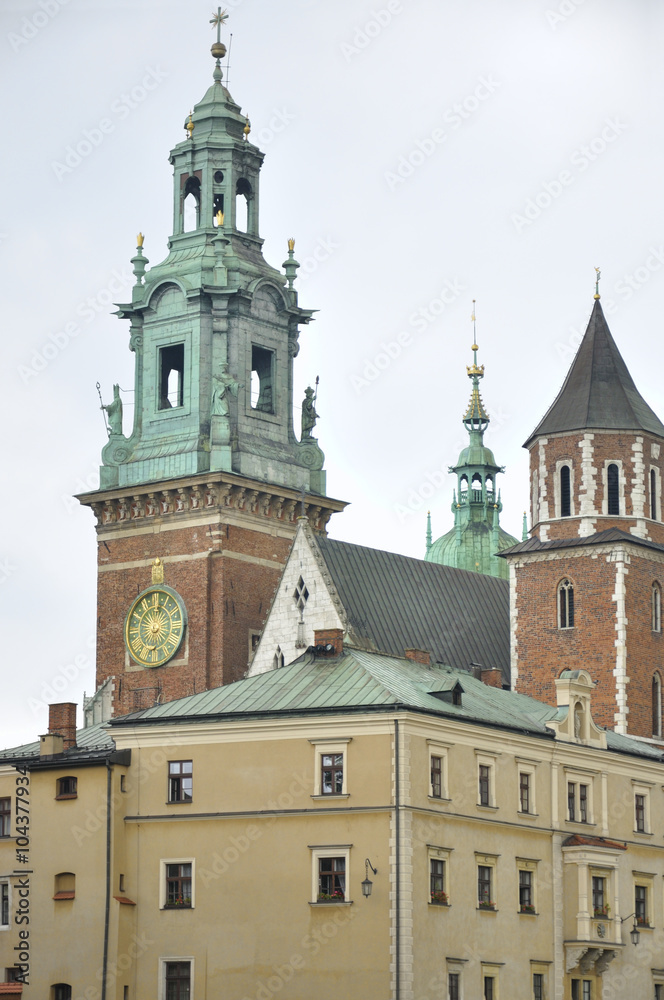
[78,13,346,719]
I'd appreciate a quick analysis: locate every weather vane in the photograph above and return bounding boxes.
[594,266,601,300]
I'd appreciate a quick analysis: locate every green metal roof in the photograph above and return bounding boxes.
[111,648,663,761]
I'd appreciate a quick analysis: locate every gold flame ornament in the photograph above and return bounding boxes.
[216,210,225,227]
[137,233,145,248]
[151,557,165,585]
[288,238,295,252]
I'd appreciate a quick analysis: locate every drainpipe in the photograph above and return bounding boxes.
[101,760,112,1000]
[395,718,401,1000]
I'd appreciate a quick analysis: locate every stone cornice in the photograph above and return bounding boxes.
[76,471,347,535]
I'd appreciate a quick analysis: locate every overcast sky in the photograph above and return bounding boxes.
[2,0,664,749]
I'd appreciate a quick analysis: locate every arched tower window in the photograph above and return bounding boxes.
[235,178,252,232]
[652,673,662,738]
[653,583,661,633]
[558,579,574,629]
[560,465,571,517]
[607,463,620,515]
[273,645,284,670]
[471,474,482,500]
[182,176,201,232]
[651,468,658,520]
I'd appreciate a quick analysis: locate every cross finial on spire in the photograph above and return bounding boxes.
[210,8,229,82]
[594,266,601,300]
[210,7,229,44]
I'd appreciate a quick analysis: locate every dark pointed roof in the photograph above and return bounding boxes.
[524,300,664,447]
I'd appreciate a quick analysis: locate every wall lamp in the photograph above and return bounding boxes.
[620,912,641,946]
[361,858,377,897]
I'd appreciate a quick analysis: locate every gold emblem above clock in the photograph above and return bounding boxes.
[124,561,186,667]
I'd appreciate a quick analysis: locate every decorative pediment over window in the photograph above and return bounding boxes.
[545,670,606,748]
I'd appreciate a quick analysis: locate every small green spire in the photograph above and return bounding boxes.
[425,511,432,554]
[522,511,528,541]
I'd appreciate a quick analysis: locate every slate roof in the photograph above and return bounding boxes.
[315,535,510,682]
[501,526,664,558]
[111,647,664,762]
[525,299,664,447]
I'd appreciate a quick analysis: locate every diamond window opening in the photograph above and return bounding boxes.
[293,577,310,611]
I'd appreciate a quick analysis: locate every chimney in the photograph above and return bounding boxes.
[39,733,64,757]
[313,628,344,656]
[481,668,503,689]
[405,648,431,666]
[48,702,77,750]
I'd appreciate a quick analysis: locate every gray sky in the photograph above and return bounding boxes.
[2,0,664,748]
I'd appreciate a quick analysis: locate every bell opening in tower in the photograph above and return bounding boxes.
[159,344,185,410]
[235,177,251,233]
[182,176,201,232]
[251,345,274,413]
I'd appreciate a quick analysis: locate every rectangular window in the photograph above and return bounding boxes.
[655,986,663,1000]
[251,345,274,413]
[568,782,576,821]
[519,870,533,911]
[6,968,22,982]
[519,772,531,813]
[484,977,494,1000]
[321,753,344,795]
[168,761,193,803]
[478,865,492,907]
[579,784,588,823]
[54,987,72,1000]
[56,776,77,799]
[1,883,8,926]
[0,799,9,838]
[533,974,544,1000]
[572,982,579,1000]
[635,793,646,833]
[430,858,446,904]
[479,765,491,806]
[635,884,647,925]
[165,863,192,908]
[318,857,345,900]
[159,344,185,410]
[592,876,606,917]
[165,961,191,1000]
[431,755,442,798]
[582,983,591,1000]
[449,973,460,1000]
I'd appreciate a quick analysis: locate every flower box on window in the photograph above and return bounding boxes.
[317,890,345,903]
[430,890,448,905]
[478,900,496,910]
[593,906,610,918]
[520,903,536,914]
[164,896,191,908]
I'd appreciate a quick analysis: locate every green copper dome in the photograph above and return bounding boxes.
[425,331,517,579]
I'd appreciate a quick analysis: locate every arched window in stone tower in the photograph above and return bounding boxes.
[652,583,661,633]
[182,175,201,232]
[607,463,620,516]
[558,579,574,629]
[560,465,571,518]
[236,177,252,233]
[652,672,662,738]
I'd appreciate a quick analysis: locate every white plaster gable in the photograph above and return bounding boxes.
[248,520,346,676]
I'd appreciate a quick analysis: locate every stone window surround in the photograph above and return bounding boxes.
[309,738,351,798]
[308,844,352,904]
[632,869,655,927]
[554,459,576,519]
[159,857,195,910]
[516,757,539,816]
[481,962,503,999]
[632,780,654,835]
[427,843,453,905]
[475,852,499,909]
[564,767,596,826]
[428,740,451,801]
[160,958,195,1000]
[601,459,625,516]
[475,750,499,809]
[516,857,539,914]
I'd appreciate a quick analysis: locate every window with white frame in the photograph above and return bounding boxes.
[633,871,655,927]
[591,872,609,918]
[476,853,498,909]
[309,845,351,903]
[566,772,594,824]
[516,758,538,815]
[309,739,351,797]
[428,845,451,905]
[159,859,195,910]
[632,781,652,834]
[475,751,498,808]
[428,741,450,800]
[558,579,575,629]
[161,958,193,1000]
[517,858,538,914]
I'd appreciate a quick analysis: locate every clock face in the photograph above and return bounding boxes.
[124,586,187,667]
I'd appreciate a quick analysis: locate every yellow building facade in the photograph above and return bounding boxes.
[1,652,664,999]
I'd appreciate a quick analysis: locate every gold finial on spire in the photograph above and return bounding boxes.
[288,237,295,252]
[137,233,145,248]
[185,111,194,139]
[467,299,484,377]
[210,8,228,60]
[151,557,164,585]
[243,116,251,139]
[594,266,601,300]
[471,299,478,351]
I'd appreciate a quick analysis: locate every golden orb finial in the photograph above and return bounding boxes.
[243,116,251,139]
[185,111,194,139]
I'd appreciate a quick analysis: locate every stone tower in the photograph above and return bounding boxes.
[78,19,345,719]
[503,294,664,737]
[426,341,518,579]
